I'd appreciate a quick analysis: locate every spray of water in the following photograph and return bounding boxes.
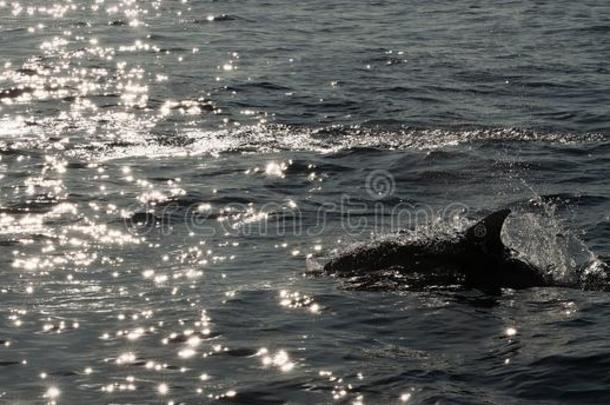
[502,197,591,285]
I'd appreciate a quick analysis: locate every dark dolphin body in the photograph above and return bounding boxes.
[323,209,550,293]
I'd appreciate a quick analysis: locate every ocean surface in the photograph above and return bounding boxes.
[1,0,610,403]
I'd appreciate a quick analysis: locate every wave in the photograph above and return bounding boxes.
[61,124,607,161]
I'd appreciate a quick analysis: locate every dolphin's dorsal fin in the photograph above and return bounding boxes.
[465,209,511,256]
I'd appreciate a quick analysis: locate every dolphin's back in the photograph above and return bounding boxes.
[322,209,548,291]
[323,237,464,276]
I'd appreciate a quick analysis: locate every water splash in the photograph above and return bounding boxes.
[503,197,591,284]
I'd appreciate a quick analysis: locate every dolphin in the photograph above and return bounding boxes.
[322,209,549,292]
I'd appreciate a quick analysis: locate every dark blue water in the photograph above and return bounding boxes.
[1,0,610,403]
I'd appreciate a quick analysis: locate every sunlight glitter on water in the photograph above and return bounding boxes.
[279,290,320,313]
[1,0,610,403]
[257,348,296,373]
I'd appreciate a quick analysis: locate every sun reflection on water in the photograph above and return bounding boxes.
[0,0,576,403]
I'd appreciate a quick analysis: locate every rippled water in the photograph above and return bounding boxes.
[1,0,610,403]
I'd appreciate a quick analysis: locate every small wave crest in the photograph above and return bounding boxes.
[56,124,608,161]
